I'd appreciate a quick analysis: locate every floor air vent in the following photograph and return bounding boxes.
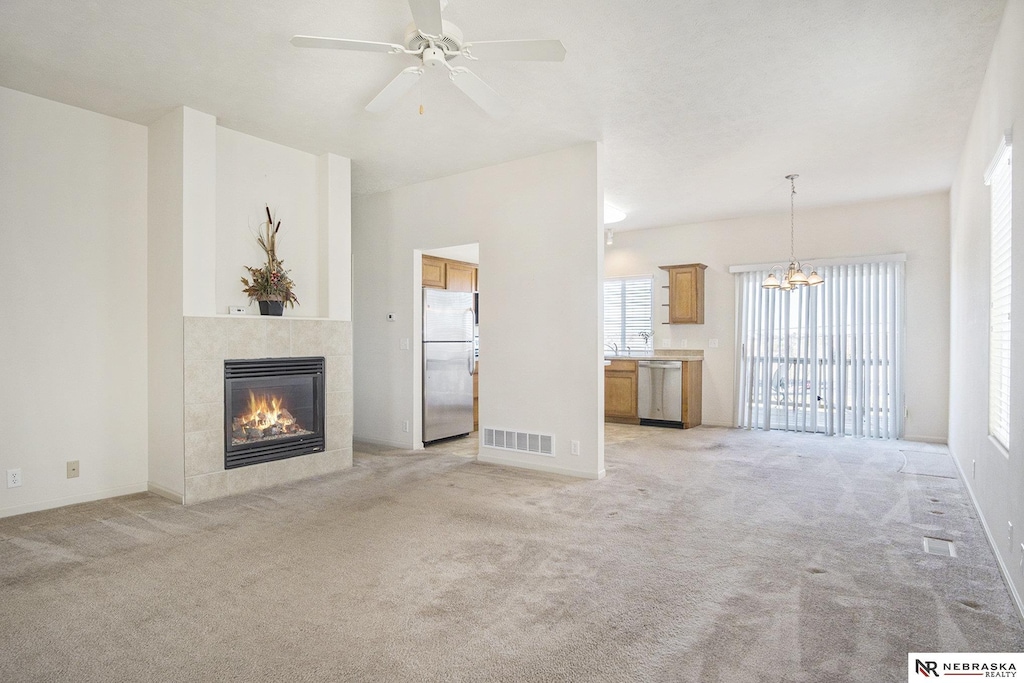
[923,537,957,558]
[483,428,555,457]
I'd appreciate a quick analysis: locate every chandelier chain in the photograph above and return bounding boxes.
[762,173,821,290]
[788,174,797,263]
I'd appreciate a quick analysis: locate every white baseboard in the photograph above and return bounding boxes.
[0,483,149,519]
[477,451,604,480]
[903,434,948,444]
[353,435,417,450]
[147,482,184,504]
[948,445,1024,625]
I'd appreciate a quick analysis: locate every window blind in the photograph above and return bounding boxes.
[735,261,905,438]
[986,137,1012,451]
[604,276,653,352]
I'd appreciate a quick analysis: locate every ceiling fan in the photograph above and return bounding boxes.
[291,0,566,117]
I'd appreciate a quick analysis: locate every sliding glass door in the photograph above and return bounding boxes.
[735,260,905,438]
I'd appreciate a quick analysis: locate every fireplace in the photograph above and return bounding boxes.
[224,357,325,469]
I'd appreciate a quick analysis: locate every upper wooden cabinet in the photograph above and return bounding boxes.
[422,256,446,289]
[446,261,475,292]
[422,256,478,292]
[659,263,707,324]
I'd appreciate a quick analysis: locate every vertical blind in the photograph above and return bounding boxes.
[604,276,653,352]
[735,260,905,438]
[986,138,1012,451]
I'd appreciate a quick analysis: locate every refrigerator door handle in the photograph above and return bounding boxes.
[466,308,476,377]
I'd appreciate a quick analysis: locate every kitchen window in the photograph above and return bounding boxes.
[986,133,1012,453]
[604,276,653,354]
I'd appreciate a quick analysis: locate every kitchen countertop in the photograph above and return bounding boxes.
[604,349,704,362]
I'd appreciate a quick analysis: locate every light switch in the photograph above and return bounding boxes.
[400,338,410,350]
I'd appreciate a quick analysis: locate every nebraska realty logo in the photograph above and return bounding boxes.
[909,653,1023,679]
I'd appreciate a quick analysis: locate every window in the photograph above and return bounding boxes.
[986,134,1012,452]
[735,259,905,438]
[604,276,653,353]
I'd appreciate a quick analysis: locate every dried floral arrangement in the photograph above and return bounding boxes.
[241,205,299,307]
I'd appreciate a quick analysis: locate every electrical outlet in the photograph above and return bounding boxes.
[402,420,410,433]
[67,460,80,479]
[7,469,22,488]
[570,440,580,456]
[400,338,410,350]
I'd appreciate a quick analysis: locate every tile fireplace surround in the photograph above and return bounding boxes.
[182,316,352,504]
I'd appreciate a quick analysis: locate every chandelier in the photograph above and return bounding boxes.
[762,174,824,290]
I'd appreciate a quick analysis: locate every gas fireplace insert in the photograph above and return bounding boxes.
[223,357,325,469]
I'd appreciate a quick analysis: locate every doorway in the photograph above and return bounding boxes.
[421,243,479,449]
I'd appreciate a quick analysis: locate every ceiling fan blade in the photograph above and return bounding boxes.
[366,67,424,112]
[449,67,512,118]
[291,35,404,53]
[462,39,566,62]
[407,0,444,36]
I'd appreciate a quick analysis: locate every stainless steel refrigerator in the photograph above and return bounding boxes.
[422,288,475,443]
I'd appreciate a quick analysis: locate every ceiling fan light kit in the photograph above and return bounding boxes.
[291,0,565,117]
[762,174,824,291]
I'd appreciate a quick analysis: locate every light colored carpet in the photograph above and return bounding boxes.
[1,425,1021,682]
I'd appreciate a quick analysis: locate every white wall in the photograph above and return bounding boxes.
[147,108,186,499]
[353,143,605,479]
[318,153,353,321]
[1,86,149,516]
[948,0,1024,613]
[183,108,217,316]
[606,192,951,442]
[216,127,320,317]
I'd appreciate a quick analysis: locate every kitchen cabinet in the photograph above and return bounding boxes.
[604,357,702,428]
[604,359,639,424]
[422,256,478,293]
[659,263,707,324]
[422,256,446,289]
[446,261,475,292]
[681,361,703,428]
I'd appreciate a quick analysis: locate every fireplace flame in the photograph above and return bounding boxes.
[241,390,296,430]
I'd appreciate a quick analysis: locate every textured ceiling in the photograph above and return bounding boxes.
[0,0,1007,231]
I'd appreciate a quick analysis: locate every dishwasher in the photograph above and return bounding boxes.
[637,360,683,427]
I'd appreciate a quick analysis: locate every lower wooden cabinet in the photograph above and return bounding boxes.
[681,360,703,429]
[604,359,639,424]
[604,358,703,427]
